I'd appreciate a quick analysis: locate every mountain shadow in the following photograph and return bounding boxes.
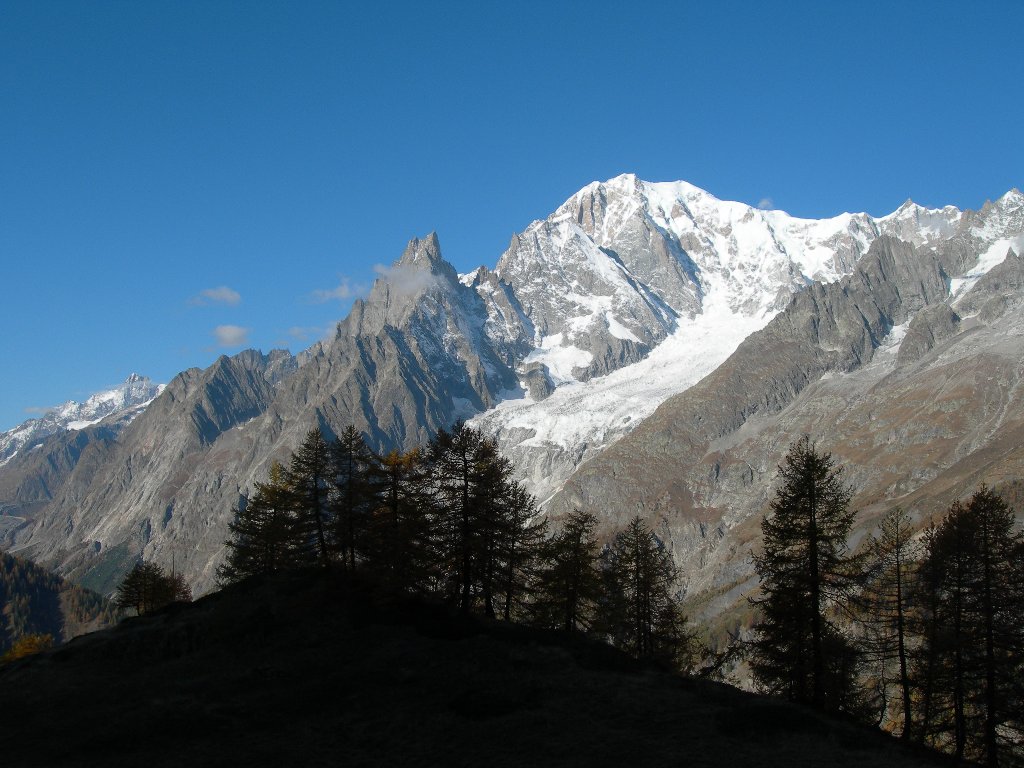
[0,571,952,767]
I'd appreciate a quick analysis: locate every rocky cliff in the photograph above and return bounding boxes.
[0,178,1020,609]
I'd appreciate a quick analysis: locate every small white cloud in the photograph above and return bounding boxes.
[213,325,250,348]
[24,405,53,416]
[757,197,774,210]
[190,286,242,307]
[283,324,338,345]
[309,276,365,304]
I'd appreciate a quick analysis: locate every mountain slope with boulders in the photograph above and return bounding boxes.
[0,176,1020,610]
[0,571,951,768]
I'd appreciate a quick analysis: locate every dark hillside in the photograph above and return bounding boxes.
[0,550,116,653]
[0,571,952,768]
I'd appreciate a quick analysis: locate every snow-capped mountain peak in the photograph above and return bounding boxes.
[3,174,1022,604]
[0,374,164,467]
[470,177,1020,509]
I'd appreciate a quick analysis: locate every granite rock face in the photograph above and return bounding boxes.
[1,179,1021,608]
[548,224,1024,628]
[1,236,522,594]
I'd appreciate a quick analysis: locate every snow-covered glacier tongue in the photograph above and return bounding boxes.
[467,174,984,506]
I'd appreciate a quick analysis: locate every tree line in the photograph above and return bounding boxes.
[748,435,1024,767]
[219,423,695,669]
[119,422,1024,764]
[0,550,117,656]
[114,561,192,616]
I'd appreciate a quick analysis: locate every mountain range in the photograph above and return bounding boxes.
[1,175,1021,621]
[0,373,162,469]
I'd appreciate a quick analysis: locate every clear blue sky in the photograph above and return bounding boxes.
[2,1,1021,429]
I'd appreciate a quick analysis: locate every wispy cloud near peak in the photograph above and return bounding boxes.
[213,325,250,348]
[309,276,365,304]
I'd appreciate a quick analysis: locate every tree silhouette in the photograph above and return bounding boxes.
[331,425,381,572]
[533,509,604,633]
[366,448,435,591]
[862,507,919,738]
[428,422,507,614]
[116,562,191,615]
[914,488,1024,765]
[286,427,335,568]
[495,481,546,622]
[600,515,692,668]
[749,436,862,711]
[219,461,296,584]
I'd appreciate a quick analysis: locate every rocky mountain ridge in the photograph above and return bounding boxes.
[549,216,1024,629]
[0,177,1020,607]
[470,178,1021,504]
[0,374,162,468]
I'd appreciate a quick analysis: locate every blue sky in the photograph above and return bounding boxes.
[1,1,1021,429]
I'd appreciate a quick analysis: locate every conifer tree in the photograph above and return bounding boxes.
[749,435,862,711]
[962,487,1024,767]
[863,507,919,739]
[910,520,946,746]
[331,425,381,572]
[495,481,546,622]
[914,488,1024,765]
[286,427,335,567]
[219,461,295,584]
[473,448,513,617]
[428,422,508,614]
[533,509,604,633]
[600,515,692,668]
[367,448,435,591]
[115,562,191,615]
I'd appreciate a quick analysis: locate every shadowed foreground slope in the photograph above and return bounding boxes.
[0,572,950,768]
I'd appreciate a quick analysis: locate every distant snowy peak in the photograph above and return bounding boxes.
[62,373,165,430]
[0,374,163,466]
[469,176,1021,506]
[489,174,948,392]
[500,176,1020,328]
[973,188,1024,242]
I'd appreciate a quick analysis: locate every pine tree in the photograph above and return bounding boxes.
[963,487,1024,767]
[748,435,862,711]
[495,481,546,622]
[286,427,335,567]
[914,488,1024,765]
[115,562,191,615]
[331,425,381,572]
[533,509,604,633]
[600,515,692,668]
[219,462,296,584]
[910,520,946,747]
[863,507,920,738]
[366,448,435,591]
[428,422,508,614]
